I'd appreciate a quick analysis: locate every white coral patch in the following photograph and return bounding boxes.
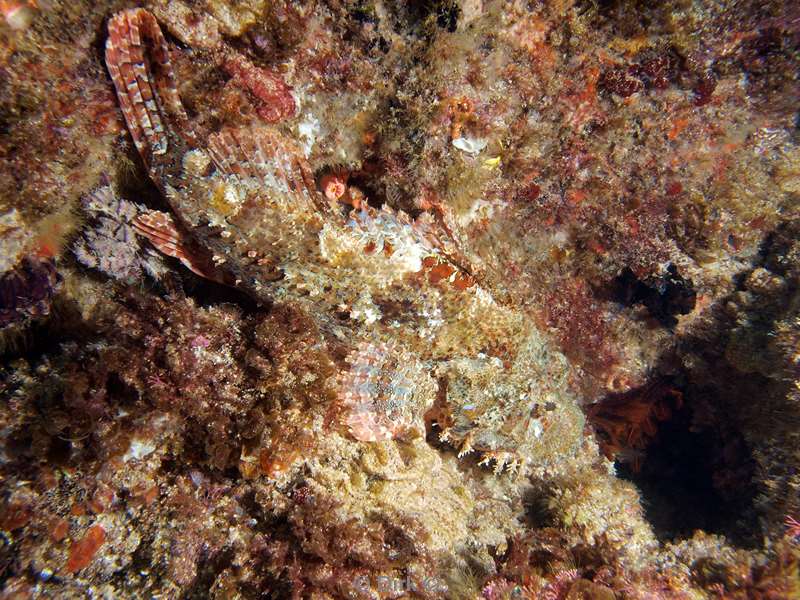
[452,135,488,155]
[123,438,156,462]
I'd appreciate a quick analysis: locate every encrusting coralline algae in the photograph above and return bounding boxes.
[0,1,798,598]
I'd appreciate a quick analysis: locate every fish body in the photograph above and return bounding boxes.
[104,8,582,468]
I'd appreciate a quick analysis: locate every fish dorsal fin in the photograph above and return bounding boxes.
[106,9,196,174]
[206,127,329,215]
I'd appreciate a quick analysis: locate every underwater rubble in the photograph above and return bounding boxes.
[0,0,798,598]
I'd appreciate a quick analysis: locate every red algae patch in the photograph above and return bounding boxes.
[0,503,31,531]
[66,525,106,574]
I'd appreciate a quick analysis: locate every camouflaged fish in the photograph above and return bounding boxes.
[104,8,581,472]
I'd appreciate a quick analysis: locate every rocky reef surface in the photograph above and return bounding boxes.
[0,1,798,598]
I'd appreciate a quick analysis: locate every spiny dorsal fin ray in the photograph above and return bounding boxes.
[206,127,328,215]
[106,9,196,174]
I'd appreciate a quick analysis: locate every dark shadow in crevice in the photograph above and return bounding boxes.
[614,380,759,547]
[179,273,264,313]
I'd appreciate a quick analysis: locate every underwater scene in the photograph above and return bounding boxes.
[0,1,798,598]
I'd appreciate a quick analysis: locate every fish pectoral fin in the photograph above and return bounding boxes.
[132,210,223,283]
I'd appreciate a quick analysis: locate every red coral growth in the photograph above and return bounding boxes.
[587,379,683,470]
[66,524,106,573]
[224,55,296,123]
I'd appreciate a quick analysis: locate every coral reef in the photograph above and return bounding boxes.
[0,0,798,598]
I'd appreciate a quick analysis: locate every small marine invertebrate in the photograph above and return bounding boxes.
[480,576,523,599]
[337,340,436,441]
[452,135,488,155]
[319,170,348,203]
[319,168,367,208]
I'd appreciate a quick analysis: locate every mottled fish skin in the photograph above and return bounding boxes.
[105,9,478,350]
[104,8,582,465]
